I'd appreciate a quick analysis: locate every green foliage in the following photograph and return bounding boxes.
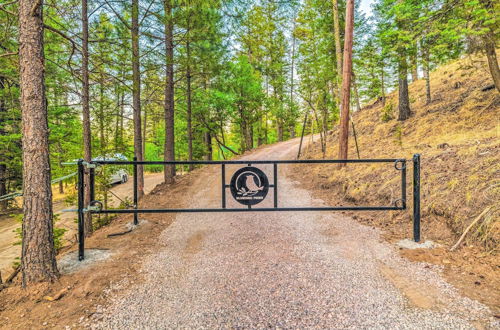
[381,103,394,122]
[13,213,67,251]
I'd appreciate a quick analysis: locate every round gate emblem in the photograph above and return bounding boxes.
[230,166,269,206]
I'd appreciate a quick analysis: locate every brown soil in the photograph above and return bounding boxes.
[0,169,205,329]
[0,172,164,276]
[289,54,499,315]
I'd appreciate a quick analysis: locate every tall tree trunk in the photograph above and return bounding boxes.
[99,72,105,154]
[397,55,411,121]
[277,119,284,142]
[164,0,175,183]
[114,87,121,152]
[19,0,58,285]
[132,0,144,197]
[423,47,431,104]
[186,39,193,171]
[0,164,6,211]
[331,0,343,81]
[483,32,500,92]
[352,72,361,112]
[82,0,92,235]
[289,19,296,139]
[380,62,386,106]
[142,105,147,158]
[338,0,354,163]
[331,0,343,121]
[119,92,124,150]
[410,52,418,82]
[0,77,7,211]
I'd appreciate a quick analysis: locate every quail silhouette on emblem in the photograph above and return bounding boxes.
[230,166,269,205]
[236,172,264,196]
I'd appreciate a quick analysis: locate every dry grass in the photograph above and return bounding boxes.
[299,53,499,251]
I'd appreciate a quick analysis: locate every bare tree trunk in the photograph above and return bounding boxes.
[380,63,386,106]
[0,164,7,210]
[338,0,354,163]
[410,51,418,82]
[331,0,343,121]
[352,72,361,112]
[289,19,296,139]
[483,32,500,93]
[19,0,58,285]
[164,0,175,183]
[99,72,105,154]
[114,87,121,153]
[132,0,144,197]
[142,106,147,160]
[423,47,431,104]
[277,120,284,142]
[186,39,193,171]
[397,54,411,121]
[82,0,92,235]
[331,0,343,81]
[0,78,7,211]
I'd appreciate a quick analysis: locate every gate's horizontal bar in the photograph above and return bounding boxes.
[88,159,403,165]
[92,206,404,214]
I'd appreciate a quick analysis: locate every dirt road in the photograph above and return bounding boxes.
[94,139,497,328]
[0,172,164,275]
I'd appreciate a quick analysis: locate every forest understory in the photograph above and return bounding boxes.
[290,53,499,314]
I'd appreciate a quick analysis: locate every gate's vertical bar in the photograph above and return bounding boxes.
[77,160,85,261]
[274,163,278,208]
[133,156,138,225]
[221,164,226,209]
[401,160,407,209]
[89,166,95,202]
[413,154,421,242]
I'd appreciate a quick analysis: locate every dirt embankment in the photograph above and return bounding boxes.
[291,54,499,313]
[0,168,207,329]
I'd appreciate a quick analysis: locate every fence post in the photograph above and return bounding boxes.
[77,160,85,261]
[133,156,138,225]
[413,154,421,242]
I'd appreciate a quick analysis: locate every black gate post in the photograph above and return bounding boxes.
[413,154,421,242]
[221,164,226,208]
[77,159,85,261]
[133,156,138,225]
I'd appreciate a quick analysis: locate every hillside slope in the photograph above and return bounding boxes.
[294,53,499,311]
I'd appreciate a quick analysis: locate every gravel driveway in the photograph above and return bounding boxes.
[93,139,497,329]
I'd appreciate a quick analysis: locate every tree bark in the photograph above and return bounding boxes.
[423,47,431,104]
[164,0,175,184]
[19,0,58,285]
[0,77,7,211]
[132,0,144,197]
[0,164,6,211]
[331,0,343,122]
[81,0,92,235]
[186,37,193,171]
[380,63,386,106]
[483,32,500,93]
[331,0,343,81]
[397,54,411,121]
[338,0,354,163]
[410,52,418,82]
[352,72,361,112]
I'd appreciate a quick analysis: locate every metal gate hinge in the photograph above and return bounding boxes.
[82,161,97,169]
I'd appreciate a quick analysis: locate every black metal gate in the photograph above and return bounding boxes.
[74,154,421,260]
